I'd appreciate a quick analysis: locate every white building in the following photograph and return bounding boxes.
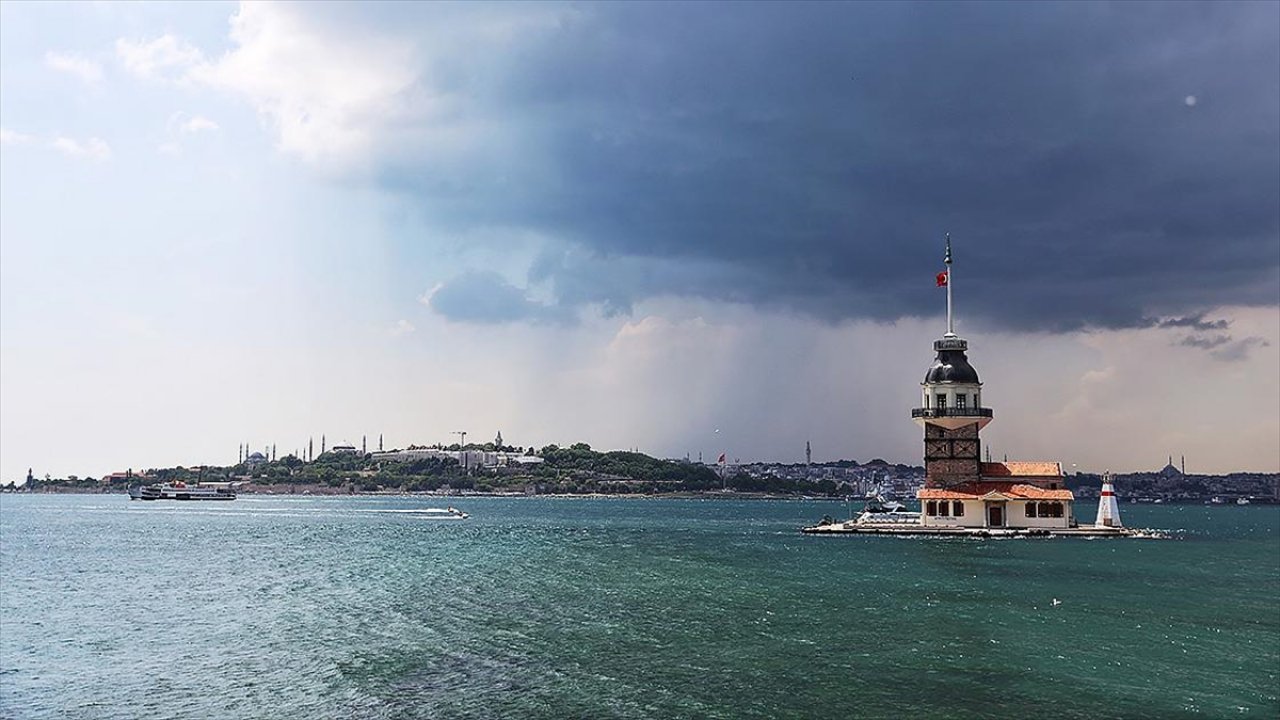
[918,463,1075,529]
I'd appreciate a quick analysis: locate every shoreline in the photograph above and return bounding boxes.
[5,488,1279,506]
[6,488,845,501]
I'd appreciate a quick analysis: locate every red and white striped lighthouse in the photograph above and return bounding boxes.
[1095,471,1123,527]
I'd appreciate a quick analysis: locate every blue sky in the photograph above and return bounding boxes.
[2,1,1277,481]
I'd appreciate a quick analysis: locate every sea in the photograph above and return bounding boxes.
[0,494,1276,719]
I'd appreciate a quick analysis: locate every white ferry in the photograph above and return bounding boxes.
[128,481,239,501]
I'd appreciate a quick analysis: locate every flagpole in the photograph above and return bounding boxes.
[945,233,954,336]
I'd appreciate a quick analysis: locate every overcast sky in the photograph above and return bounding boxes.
[2,1,1277,481]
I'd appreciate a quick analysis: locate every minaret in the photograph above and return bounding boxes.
[322,435,326,454]
[1095,471,1123,527]
[805,440,812,467]
[362,435,367,454]
[308,437,313,461]
[379,434,383,452]
[912,234,993,488]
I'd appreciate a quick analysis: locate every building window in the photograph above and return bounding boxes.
[1037,502,1063,518]
[1026,502,1037,518]
[936,394,947,409]
[926,501,937,516]
[953,501,964,516]
[956,394,967,409]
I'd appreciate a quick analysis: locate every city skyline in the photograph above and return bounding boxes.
[2,2,1278,481]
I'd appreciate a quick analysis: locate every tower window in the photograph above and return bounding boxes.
[956,394,967,409]
[936,394,947,410]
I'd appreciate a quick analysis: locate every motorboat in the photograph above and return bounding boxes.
[410,507,469,519]
[852,496,921,525]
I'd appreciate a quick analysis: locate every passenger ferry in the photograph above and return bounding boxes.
[128,481,239,501]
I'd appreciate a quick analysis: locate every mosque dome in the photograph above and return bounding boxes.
[924,337,981,385]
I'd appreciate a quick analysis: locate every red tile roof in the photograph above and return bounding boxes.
[918,482,1074,501]
[981,461,1063,478]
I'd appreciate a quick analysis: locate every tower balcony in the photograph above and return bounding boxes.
[912,406,993,430]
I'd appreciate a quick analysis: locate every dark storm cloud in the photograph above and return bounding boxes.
[425,271,566,325]
[1179,334,1232,350]
[373,2,1279,333]
[1156,315,1232,332]
[1208,336,1270,362]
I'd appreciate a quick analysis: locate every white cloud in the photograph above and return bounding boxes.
[44,51,103,83]
[115,34,203,80]
[389,319,415,337]
[3,128,111,160]
[51,136,112,161]
[188,3,417,167]
[0,128,36,145]
[180,115,219,134]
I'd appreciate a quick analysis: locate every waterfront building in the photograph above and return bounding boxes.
[911,236,1075,529]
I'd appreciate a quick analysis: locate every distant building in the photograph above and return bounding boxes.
[371,448,544,469]
[1158,456,1184,480]
[246,452,268,466]
[330,445,359,455]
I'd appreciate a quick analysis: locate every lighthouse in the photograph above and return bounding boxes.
[1095,471,1123,527]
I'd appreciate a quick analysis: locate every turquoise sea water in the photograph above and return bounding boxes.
[1,494,1276,719]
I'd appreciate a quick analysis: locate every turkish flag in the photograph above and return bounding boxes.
[936,271,948,287]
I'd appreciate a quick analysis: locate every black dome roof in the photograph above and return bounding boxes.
[924,337,980,384]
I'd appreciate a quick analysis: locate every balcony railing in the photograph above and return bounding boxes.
[911,407,994,419]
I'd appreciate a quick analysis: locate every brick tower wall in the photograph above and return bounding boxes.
[923,423,981,488]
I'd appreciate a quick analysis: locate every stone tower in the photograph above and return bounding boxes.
[911,234,993,488]
[913,335,992,487]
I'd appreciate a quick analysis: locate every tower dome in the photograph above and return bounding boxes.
[924,337,981,385]
[913,335,992,430]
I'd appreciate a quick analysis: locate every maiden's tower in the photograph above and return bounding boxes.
[911,235,1075,529]
[803,235,1136,537]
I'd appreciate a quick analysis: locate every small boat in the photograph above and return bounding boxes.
[407,507,469,519]
[1237,497,1251,505]
[851,496,921,526]
[128,481,239,501]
